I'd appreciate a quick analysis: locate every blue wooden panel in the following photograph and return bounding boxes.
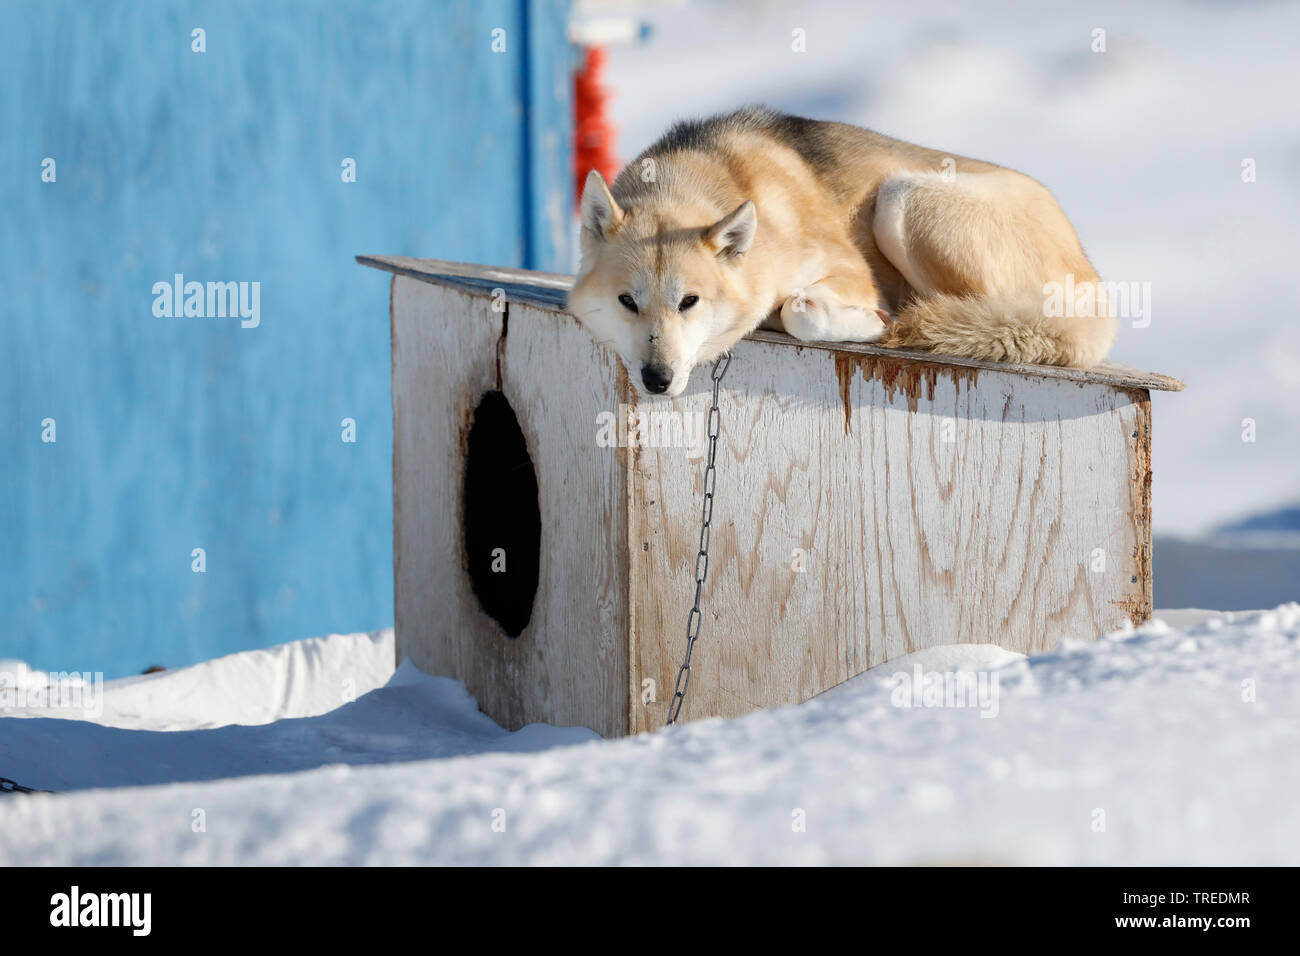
[524,0,579,269]
[0,0,573,676]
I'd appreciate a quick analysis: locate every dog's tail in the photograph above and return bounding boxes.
[881,291,1117,369]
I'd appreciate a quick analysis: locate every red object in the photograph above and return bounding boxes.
[574,46,619,208]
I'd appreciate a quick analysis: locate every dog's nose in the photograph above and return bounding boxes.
[641,365,673,394]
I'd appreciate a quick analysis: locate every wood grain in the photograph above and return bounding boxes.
[496,300,632,736]
[391,277,632,736]
[630,337,1152,730]
[391,278,504,721]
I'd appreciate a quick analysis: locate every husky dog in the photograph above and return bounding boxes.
[567,107,1115,397]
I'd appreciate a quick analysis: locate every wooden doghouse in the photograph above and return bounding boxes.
[359,255,1184,737]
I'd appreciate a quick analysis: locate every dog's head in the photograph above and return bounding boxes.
[567,170,758,397]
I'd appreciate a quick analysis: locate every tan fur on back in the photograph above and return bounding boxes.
[568,107,1115,396]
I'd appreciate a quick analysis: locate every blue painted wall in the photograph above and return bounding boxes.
[1,0,573,677]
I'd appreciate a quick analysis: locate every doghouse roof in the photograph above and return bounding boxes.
[358,255,1185,392]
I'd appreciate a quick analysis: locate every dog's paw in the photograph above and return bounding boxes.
[779,290,833,341]
[781,292,889,343]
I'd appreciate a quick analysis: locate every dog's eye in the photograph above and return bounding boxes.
[679,294,699,311]
[618,293,638,313]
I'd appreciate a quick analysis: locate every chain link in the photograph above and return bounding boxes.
[665,353,731,727]
[0,775,53,795]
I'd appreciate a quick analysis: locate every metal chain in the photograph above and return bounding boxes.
[0,775,53,795]
[665,353,731,727]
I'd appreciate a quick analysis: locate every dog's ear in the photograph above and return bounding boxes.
[580,170,624,241]
[704,200,757,260]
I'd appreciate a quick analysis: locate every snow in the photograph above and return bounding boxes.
[4,631,397,732]
[0,632,594,792]
[3,606,1298,865]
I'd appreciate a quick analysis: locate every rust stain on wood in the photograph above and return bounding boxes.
[1112,388,1153,625]
[614,356,638,473]
[833,352,981,433]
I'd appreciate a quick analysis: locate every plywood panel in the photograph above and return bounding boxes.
[391,278,506,717]
[498,302,633,736]
[631,341,1151,730]
[393,279,632,736]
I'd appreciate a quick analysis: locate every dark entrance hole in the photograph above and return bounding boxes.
[462,390,541,637]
